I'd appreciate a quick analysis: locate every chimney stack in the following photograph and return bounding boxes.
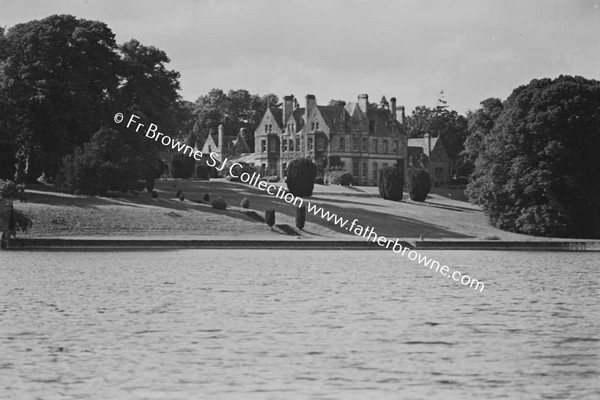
[283,95,294,130]
[399,106,406,125]
[424,132,431,156]
[358,94,369,115]
[218,124,225,155]
[390,97,397,120]
[305,94,316,122]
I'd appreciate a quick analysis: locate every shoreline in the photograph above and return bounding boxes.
[4,237,600,251]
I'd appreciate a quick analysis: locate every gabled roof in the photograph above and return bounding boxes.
[407,136,440,152]
[269,108,284,127]
[317,105,348,132]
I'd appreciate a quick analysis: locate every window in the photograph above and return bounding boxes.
[369,120,375,134]
[261,163,266,175]
[269,138,277,153]
[353,136,359,151]
[373,162,378,181]
[311,122,315,130]
[264,124,267,133]
[283,140,288,152]
[353,161,359,177]
[362,162,368,178]
[393,141,398,154]
[283,162,287,177]
[208,145,212,152]
[362,137,368,152]
[308,137,314,151]
[260,140,266,153]
[289,139,294,152]
[373,139,378,153]
[382,140,388,153]
[340,137,346,152]
[316,137,325,151]
[315,122,319,130]
[296,138,301,152]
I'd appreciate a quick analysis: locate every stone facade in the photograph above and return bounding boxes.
[254,94,408,186]
[407,133,452,187]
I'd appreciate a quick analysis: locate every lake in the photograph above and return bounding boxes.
[1,250,598,399]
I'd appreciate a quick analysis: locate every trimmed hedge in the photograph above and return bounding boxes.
[286,158,317,197]
[378,166,404,201]
[211,197,227,210]
[409,169,431,202]
[265,209,276,229]
[296,205,306,230]
[324,170,353,186]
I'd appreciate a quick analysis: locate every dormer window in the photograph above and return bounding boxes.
[315,122,319,130]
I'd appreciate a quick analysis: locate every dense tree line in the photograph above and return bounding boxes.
[466,76,600,238]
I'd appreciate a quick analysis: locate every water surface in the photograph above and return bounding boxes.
[1,250,598,399]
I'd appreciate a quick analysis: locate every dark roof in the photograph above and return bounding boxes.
[292,108,305,132]
[270,108,283,127]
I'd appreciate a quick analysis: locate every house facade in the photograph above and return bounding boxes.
[254,94,408,186]
[407,133,452,187]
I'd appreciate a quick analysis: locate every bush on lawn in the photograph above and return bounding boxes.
[286,158,317,197]
[211,197,227,210]
[296,205,306,230]
[265,209,276,229]
[324,170,353,186]
[240,198,250,209]
[378,166,404,201]
[409,169,431,202]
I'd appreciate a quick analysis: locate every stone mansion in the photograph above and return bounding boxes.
[253,94,408,186]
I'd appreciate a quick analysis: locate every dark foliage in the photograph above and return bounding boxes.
[8,206,32,237]
[324,169,353,186]
[171,154,194,178]
[377,167,404,201]
[265,209,275,229]
[150,190,158,198]
[409,169,431,202]
[240,198,250,209]
[211,197,227,210]
[57,128,155,195]
[286,158,317,197]
[0,180,26,201]
[295,205,306,230]
[203,193,210,202]
[466,75,600,238]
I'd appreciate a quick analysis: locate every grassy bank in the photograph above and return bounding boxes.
[13,179,532,240]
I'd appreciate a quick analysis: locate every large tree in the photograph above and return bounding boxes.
[405,103,468,160]
[466,75,600,238]
[0,14,120,180]
[458,98,503,176]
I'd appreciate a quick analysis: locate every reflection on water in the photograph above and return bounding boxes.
[1,250,599,399]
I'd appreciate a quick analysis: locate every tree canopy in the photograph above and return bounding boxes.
[466,75,600,238]
[0,14,185,183]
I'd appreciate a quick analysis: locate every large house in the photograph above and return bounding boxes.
[407,133,452,187]
[253,94,408,186]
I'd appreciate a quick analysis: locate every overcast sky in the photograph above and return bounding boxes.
[1,0,599,113]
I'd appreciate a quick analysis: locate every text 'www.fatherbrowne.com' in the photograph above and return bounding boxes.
[114,112,485,293]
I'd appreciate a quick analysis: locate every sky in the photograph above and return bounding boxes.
[1,0,599,114]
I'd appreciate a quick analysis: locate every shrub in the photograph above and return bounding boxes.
[265,209,275,229]
[170,153,194,178]
[286,158,317,197]
[8,206,32,237]
[325,170,353,186]
[240,198,250,209]
[203,193,210,202]
[314,177,324,185]
[211,197,227,210]
[151,190,158,199]
[409,169,431,202]
[57,127,161,196]
[378,167,404,201]
[0,180,26,201]
[178,191,185,201]
[296,205,306,230]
